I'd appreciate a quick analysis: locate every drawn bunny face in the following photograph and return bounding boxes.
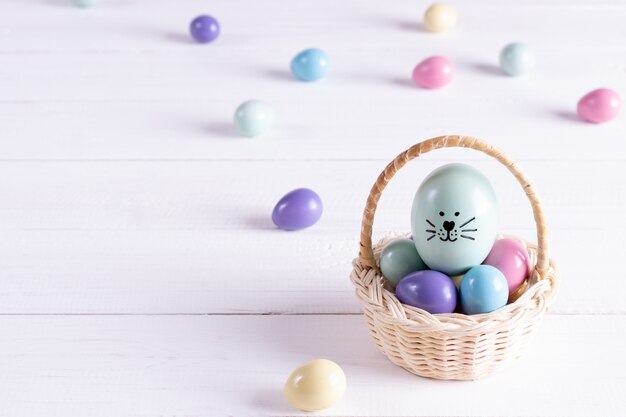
[411,163,499,276]
[425,210,477,243]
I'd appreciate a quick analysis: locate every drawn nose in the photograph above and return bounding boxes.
[443,221,455,232]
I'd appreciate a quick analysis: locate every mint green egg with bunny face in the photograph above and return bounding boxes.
[411,163,498,276]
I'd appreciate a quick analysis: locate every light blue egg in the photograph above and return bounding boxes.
[71,0,98,7]
[233,100,275,137]
[290,48,330,82]
[379,238,427,287]
[459,265,508,314]
[499,42,535,76]
[411,163,498,276]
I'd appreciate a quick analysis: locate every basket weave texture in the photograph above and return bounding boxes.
[350,135,559,380]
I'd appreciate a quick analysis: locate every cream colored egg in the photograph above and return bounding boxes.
[423,3,458,33]
[284,359,346,412]
[451,274,464,290]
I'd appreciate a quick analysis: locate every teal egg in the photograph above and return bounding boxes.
[460,265,508,314]
[233,100,276,137]
[411,163,498,276]
[71,0,98,7]
[379,238,427,287]
[499,43,535,76]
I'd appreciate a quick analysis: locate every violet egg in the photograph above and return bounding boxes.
[272,188,323,231]
[395,270,457,314]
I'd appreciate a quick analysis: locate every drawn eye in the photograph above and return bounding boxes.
[439,211,445,216]
[455,212,460,216]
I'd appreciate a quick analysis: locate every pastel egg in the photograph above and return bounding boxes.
[499,43,535,76]
[233,100,275,137]
[290,48,330,82]
[423,3,458,33]
[577,88,621,123]
[70,0,98,7]
[284,359,346,412]
[379,239,427,287]
[411,163,499,276]
[482,238,529,293]
[451,274,464,290]
[189,15,220,43]
[395,270,457,314]
[272,188,323,231]
[460,265,508,315]
[412,56,455,89]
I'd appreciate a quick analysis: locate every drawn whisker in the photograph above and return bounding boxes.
[459,217,476,228]
[426,219,435,227]
[460,235,475,240]
[461,229,477,232]
[425,229,436,233]
[427,235,436,241]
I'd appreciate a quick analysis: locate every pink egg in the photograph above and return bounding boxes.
[577,88,621,123]
[412,56,455,89]
[482,238,529,294]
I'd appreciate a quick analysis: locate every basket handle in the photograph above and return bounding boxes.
[359,135,550,279]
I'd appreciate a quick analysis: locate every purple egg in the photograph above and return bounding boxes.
[272,188,323,231]
[189,15,220,43]
[395,270,457,314]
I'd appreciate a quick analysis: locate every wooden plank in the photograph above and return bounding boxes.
[0,227,619,314]
[0,1,623,161]
[0,159,620,232]
[0,159,622,314]
[0,314,623,417]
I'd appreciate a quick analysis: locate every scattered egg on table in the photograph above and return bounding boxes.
[379,238,427,287]
[272,188,323,231]
[290,48,330,81]
[423,3,458,33]
[189,15,220,43]
[412,56,455,89]
[499,42,535,76]
[577,88,621,123]
[482,238,529,294]
[459,265,508,314]
[70,0,98,7]
[411,163,499,276]
[233,100,275,137]
[395,270,457,314]
[284,359,346,412]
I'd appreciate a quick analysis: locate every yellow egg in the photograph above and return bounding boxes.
[284,359,346,411]
[423,3,458,33]
[451,274,464,290]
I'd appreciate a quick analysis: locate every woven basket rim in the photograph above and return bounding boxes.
[350,234,559,335]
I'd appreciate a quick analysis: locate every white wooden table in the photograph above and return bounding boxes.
[1,1,625,416]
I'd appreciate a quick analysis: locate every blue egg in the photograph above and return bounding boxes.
[290,48,330,82]
[459,265,508,314]
[499,43,535,76]
[411,163,499,276]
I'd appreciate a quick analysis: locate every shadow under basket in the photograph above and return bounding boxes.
[349,135,560,380]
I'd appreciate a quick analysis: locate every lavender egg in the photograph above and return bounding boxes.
[395,270,457,314]
[272,188,323,231]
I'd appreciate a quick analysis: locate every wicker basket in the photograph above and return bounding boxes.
[350,135,559,380]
